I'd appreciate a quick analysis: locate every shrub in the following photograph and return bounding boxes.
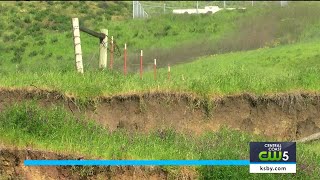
[12,18,22,25]
[0,43,4,52]
[34,35,42,42]
[24,16,31,24]
[3,35,10,42]
[79,7,86,14]
[50,37,58,43]
[8,45,16,51]
[14,51,22,57]
[21,42,29,47]
[14,46,25,56]
[17,21,25,29]
[62,2,69,9]
[72,2,81,9]
[29,24,41,33]
[95,16,103,22]
[34,14,43,22]
[98,2,109,9]
[50,20,69,32]
[45,52,53,59]
[14,29,21,36]
[9,8,16,14]
[39,49,45,55]
[36,39,46,46]
[29,50,38,57]
[8,34,18,41]
[11,55,22,64]
[53,15,69,24]
[36,30,44,37]
[56,55,64,61]
[47,1,53,5]
[65,33,72,38]
[8,24,14,30]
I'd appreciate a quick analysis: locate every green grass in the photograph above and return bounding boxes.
[0,2,243,68]
[304,141,320,155]
[1,2,320,179]
[0,102,319,179]
[0,2,320,98]
[1,1,320,72]
[1,40,319,101]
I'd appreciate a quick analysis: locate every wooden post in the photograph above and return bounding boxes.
[72,18,84,74]
[99,29,108,69]
[124,43,127,76]
[140,50,143,79]
[110,36,114,70]
[154,59,157,80]
[168,64,171,80]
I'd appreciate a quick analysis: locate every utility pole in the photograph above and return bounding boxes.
[280,1,288,7]
[196,1,199,14]
[137,1,139,18]
[132,1,134,19]
[140,2,142,17]
[142,6,144,18]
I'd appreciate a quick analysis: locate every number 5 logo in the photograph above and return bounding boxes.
[282,151,289,161]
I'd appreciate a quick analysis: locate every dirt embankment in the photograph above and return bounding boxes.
[1,89,320,179]
[0,148,170,180]
[0,89,320,140]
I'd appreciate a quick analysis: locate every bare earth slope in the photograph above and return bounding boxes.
[0,148,168,180]
[0,88,319,140]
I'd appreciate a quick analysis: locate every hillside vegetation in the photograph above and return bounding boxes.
[1,102,319,179]
[1,2,320,179]
[0,2,320,99]
[0,1,319,99]
[1,1,320,72]
[0,40,319,99]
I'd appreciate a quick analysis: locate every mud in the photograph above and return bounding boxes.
[0,88,320,140]
[0,148,169,180]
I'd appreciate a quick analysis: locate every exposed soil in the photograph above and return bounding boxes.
[0,88,320,140]
[1,88,320,179]
[0,148,170,180]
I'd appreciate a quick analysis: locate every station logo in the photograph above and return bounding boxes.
[250,142,296,173]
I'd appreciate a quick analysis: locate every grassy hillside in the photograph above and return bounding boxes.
[0,2,319,100]
[1,2,320,179]
[0,1,130,70]
[0,1,243,70]
[1,40,319,100]
[1,1,320,72]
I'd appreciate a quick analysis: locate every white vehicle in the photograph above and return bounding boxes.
[172,6,246,15]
